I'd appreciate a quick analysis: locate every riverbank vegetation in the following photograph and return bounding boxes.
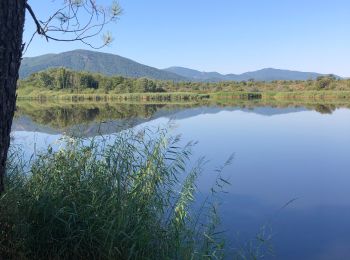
[17,68,350,102]
[1,129,229,259]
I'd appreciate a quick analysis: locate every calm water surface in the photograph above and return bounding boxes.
[11,102,350,259]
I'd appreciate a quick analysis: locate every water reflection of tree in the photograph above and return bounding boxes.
[15,103,175,129]
[212,98,349,115]
[15,100,350,129]
[313,104,336,114]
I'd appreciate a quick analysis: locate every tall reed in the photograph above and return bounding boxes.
[1,128,226,259]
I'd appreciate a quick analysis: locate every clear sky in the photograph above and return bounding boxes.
[24,0,350,77]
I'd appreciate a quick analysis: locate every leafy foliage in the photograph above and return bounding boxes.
[20,67,166,93]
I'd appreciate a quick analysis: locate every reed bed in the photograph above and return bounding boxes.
[1,128,227,259]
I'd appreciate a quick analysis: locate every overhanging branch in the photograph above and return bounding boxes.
[25,3,48,41]
[24,1,121,52]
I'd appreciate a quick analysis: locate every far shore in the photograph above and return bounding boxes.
[16,90,350,103]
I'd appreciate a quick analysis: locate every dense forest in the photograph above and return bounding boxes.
[19,67,350,95]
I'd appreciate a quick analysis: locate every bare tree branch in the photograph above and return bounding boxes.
[24,0,122,51]
[25,3,48,41]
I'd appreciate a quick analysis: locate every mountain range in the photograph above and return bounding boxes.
[20,49,335,82]
[20,49,186,81]
[164,67,328,82]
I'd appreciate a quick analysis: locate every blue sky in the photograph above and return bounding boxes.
[24,0,350,76]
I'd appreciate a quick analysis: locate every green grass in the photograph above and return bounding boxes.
[17,84,350,104]
[17,87,210,102]
[212,90,350,100]
[1,128,228,259]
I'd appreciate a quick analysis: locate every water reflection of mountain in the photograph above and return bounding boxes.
[169,106,307,120]
[12,101,349,137]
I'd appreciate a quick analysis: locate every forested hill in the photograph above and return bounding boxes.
[20,50,187,81]
[164,67,333,82]
[21,49,340,82]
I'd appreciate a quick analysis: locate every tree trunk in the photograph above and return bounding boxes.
[0,0,26,193]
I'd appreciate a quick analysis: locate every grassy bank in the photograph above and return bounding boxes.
[212,90,350,101]
[17,85,350,103]
[1,129,228,259]
[17,87,210,102]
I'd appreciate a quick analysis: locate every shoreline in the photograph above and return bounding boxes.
[17,90,350,102]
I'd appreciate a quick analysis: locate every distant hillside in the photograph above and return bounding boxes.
[20,49,338,82]
[163,67,223,81]
[164,67,335,82]
[230,68,330,81]
[20,50,187,81]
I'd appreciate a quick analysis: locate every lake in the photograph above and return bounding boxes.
[11,100,350,259]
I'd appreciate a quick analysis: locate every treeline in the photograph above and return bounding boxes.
[20,68,165,93]
[19,67,350,94]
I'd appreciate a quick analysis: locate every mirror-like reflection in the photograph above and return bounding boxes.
[14,99,350,135]
[11,99,350,259]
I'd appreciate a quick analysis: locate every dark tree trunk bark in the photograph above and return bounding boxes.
[0,0,26,193]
